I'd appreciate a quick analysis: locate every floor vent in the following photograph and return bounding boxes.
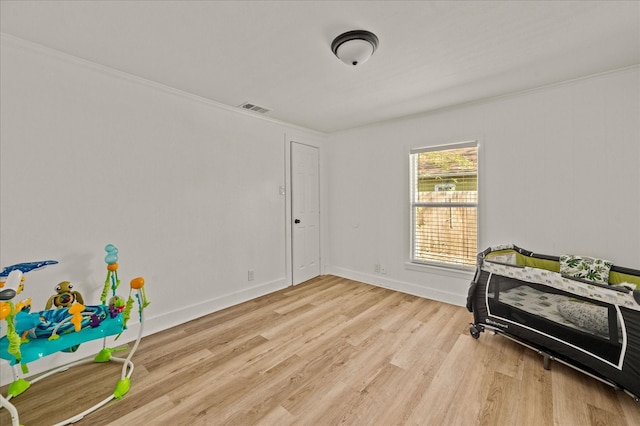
[238,102,270,114]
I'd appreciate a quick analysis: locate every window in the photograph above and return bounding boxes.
[410,141,478,269]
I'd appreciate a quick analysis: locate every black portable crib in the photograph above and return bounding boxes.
[467,244,640,401]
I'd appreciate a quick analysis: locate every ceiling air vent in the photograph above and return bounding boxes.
[238,102,270,114]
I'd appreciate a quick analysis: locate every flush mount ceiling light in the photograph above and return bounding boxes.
[331,30,379,67]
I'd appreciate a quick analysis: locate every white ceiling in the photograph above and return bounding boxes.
[1,1,639,133]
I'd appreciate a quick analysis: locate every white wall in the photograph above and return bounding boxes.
[2,32,638,384]
[327,67,640,306]
[0,36,327,382]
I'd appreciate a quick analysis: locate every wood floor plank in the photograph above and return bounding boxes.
[292,380,364,426]
[551,362,596,425]
[405,332,480,425]
[280,338,359,416]
[251,405,296,425]
[79,348,212,425]
[618,390,640,425]
[338,330,396,392]
[273,278,348,314]
[320,388,380,426]
[492,336,526,380]
[439,335,501,426]
[390,302,461,369]
[104,395,176,426]
[344,290,406,346]
[377,297,427,333]
[426,305,470,353]
[373,348,448,426]
[241,310,352,377]
[512,348,554,426]
[588,403,629,426]
[477,371,519,426]
[218,355,309,425]
[359,362,406,405]
[2,275,638,426]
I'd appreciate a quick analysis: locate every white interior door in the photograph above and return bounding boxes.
[291,142,320,285]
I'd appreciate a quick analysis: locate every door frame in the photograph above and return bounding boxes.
[284,134,323,286]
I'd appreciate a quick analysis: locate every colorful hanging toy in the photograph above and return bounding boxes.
[45,281,84,309]
[0,244,149,426]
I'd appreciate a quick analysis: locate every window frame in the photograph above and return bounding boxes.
[409,140,479,271]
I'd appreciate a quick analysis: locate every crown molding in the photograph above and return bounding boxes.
[0,32,328,137]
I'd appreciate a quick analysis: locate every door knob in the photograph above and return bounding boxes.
[294,219,301,224]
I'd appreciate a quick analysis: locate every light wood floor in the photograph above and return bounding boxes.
[2,275,639,425]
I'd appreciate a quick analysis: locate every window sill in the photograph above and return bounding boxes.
[404,261,475,280]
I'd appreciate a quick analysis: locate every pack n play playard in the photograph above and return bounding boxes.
[467,244,640,401]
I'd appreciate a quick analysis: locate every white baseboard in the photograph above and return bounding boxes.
[1,273,464,386]
[141,277,288,337]
[1,277,288,386]
[327,266,467,307]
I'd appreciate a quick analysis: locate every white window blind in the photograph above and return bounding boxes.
[410,141,478,268]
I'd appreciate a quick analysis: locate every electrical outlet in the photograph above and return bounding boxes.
[380,264,386,274]
[374,263,380,273]
[248,269,254,281]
